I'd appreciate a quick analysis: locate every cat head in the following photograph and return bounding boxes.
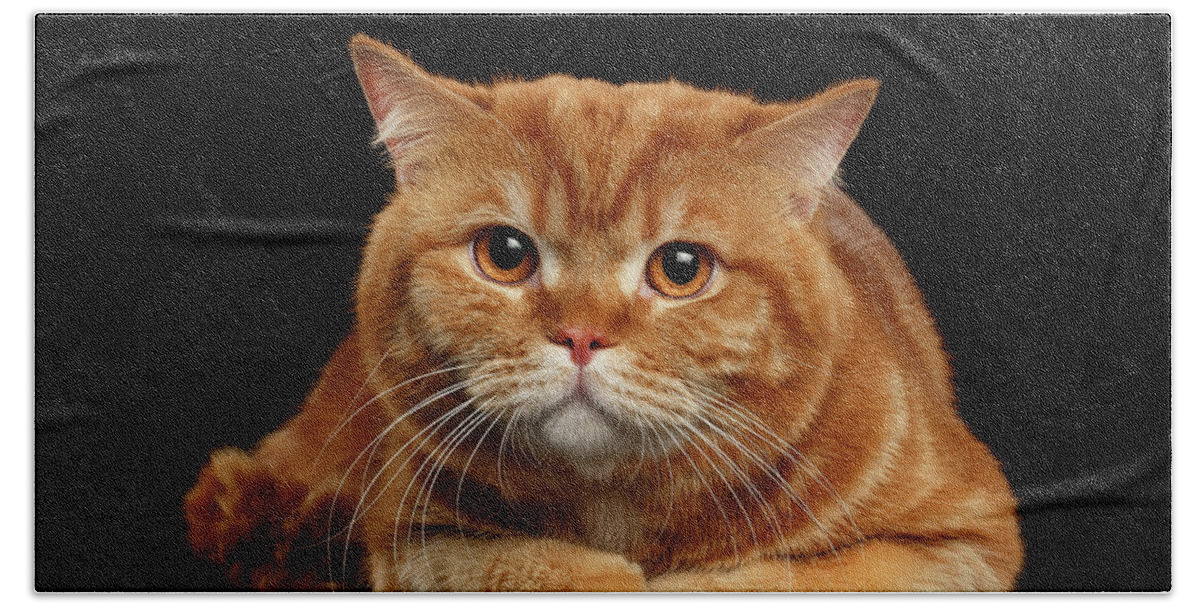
[348,35,878,476]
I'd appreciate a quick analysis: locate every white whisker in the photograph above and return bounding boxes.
[495,404,523,498]
[672,416,762,562]
[681,403,797,588]
[454,402,503,534]
[650,415,742,563]
[639,415,677,536]
[404,405,493,577]
[322,367,482,585]
[686,380,863,542]
[681,381,856,582]
[330,374,493,582]
[314,362,471,474]
[354,397,476,569]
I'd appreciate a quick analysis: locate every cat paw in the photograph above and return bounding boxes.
[183,446,338,589]
[484,540,646,592]
[183,447,278,563]
[558,552,646,592]
[646,571,710,592]
[646,569,756,592]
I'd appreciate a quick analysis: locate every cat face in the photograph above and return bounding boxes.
[349,36,877,474]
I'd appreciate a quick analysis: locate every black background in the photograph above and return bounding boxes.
[34,14,1170,591]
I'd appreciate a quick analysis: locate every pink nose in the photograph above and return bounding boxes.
[551,327,612,367]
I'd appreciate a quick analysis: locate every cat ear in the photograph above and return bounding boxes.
[738,79,880,216]
[349,34,493,183]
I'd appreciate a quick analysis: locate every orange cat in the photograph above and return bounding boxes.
[183,34,1022,591]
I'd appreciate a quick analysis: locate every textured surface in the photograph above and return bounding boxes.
[34,14,1170,591]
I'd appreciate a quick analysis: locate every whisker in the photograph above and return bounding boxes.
[310,346,394,478]
[358,397,476,569]
[313,362,471,474]
[685,380,863,542]
[406,405,493,576]
[639,415,677,536]
[330,375,492,582]
[680,402,797,589]
[454,402,503,535]
[356,365,476,490]
[682,381,856,582]
[495,404,523,498]
[322,368,483,585]
[672,416,762,562]
[624,411,650,486]
[329,372,487,527]
[651,415,742,564]
[513,406,544,466]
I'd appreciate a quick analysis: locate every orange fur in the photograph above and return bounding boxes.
[184,34,1022,591]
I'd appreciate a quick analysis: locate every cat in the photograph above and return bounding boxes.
[183,33,1023,592]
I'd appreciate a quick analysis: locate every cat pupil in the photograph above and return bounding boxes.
[663,244,699,285]
[489,228,528,270]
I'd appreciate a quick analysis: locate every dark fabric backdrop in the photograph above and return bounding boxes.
[34,14,1170,591]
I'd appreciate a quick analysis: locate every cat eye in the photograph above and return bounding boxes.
[646,242,715,299]
[473,225,539,284]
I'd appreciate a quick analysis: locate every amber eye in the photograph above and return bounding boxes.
[646,242,715,298]
[473,225,538,284]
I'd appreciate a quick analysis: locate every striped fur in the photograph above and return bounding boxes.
[183,35,1022,591]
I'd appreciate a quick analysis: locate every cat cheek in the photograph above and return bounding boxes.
[789,192,817,220]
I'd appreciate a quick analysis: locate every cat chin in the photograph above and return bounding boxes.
[536,399,632,477]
